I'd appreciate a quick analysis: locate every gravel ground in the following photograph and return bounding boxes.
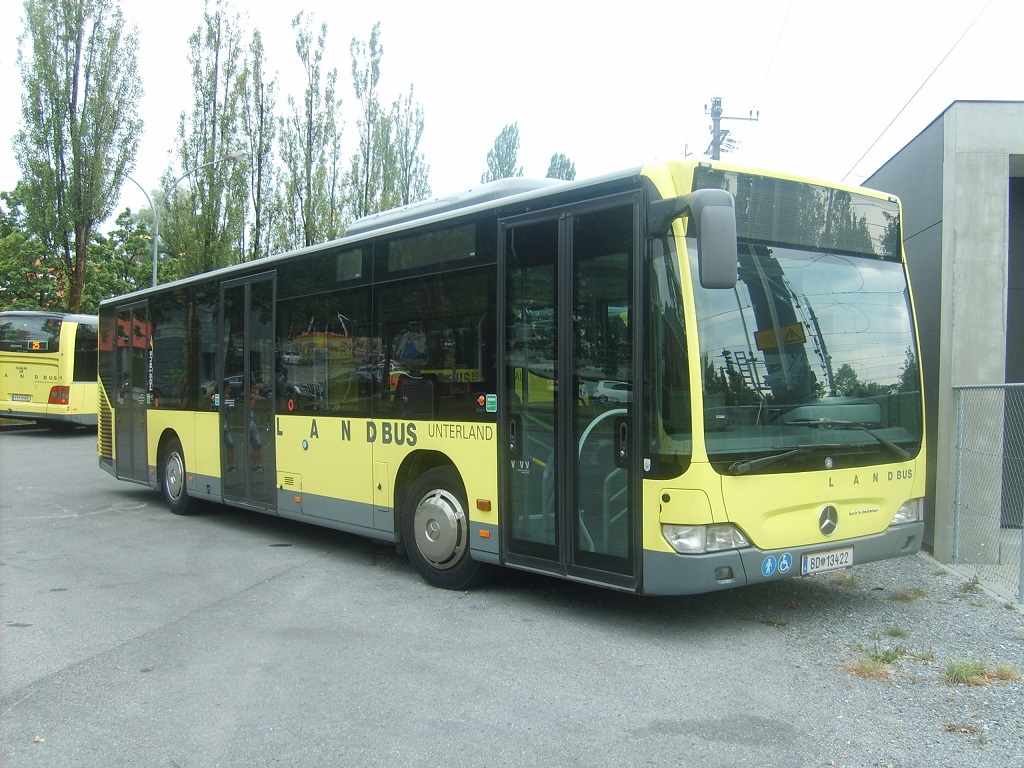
[729,551,1024,767]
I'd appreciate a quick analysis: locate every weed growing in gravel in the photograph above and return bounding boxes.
[943,659,1021,685]
[992,663,1021,681]
[958,575,981,593]
[888,587,927,603]
[845,632,937,681]
[944,659,988,685]
[845,657,891,679]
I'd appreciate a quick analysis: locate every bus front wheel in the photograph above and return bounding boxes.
[161,436,195,516]
[402,467,483,590]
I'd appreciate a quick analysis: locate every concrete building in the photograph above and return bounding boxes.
[866,100,1024,564]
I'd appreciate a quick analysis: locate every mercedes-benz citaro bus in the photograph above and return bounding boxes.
[97,159,925,595]
[1,311,98,429]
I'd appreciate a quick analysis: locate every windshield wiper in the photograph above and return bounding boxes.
[785,419,912,462]
[727,443,844,476]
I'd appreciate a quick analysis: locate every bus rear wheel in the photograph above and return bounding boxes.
[402,467,483,590]
[161,436,195,516]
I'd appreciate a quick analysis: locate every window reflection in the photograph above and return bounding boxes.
[692,241,922,471]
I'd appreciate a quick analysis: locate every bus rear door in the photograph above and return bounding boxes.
[114,302,150,483]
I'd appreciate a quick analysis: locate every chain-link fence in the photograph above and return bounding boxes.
[953,384,1024,603]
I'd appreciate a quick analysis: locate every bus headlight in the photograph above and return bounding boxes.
[662,523,750,554]
[891,498,923,525]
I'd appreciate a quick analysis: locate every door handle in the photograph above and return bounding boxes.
[614,417,629,468]
[508,416,522,459]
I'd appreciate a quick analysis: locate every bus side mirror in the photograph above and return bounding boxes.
[648,189,738,289]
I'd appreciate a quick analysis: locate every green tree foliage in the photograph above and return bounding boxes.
[546,153,576,181]
[0,191,148,313]
[349,22,394,219]
[0,187,58,310]
[162,0,248,279]
[14,0,142,312]
[390,86,431,206]
[240,29,278,261]
[276,11,344,251]
[481,123,524,183]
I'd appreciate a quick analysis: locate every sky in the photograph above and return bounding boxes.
[0,0,1021,223]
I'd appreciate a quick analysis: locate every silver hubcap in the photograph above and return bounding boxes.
[413,488,467,570]
[165,452,185,502]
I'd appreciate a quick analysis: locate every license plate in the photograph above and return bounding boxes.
[801,547,853,575]
[10,394,30,402]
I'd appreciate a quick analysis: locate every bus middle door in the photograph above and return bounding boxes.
[220,275,276,512]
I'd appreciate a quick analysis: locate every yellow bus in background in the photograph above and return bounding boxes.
[98,160,926,594]
[1,311,98,429]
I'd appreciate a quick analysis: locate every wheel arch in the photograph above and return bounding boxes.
[393,449,462,545]
[156,428,185,479]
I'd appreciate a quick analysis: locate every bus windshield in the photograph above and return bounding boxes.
[690,240,922,474]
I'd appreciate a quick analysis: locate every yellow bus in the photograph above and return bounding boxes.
[98,160,926,594]
[1,311,99,429]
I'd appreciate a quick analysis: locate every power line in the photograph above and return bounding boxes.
[842,0,993,182]
[755,0,793,107]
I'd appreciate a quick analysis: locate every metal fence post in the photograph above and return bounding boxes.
[953,387,964,563]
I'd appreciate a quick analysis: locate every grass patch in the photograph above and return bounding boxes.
[958,575,981,594]
[845,657,891,679]
[944,659,988,685]
[991,663,1022,682]
[888,587,927,603]
[944,659,1021,685]
[883,625,909,639]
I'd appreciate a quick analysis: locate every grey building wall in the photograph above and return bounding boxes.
[867,116,944,547]
[866,100,1024,561]
[1008,177,1024,383]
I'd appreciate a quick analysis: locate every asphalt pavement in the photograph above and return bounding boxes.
[2,424,1022,767]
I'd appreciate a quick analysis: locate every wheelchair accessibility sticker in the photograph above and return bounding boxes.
[761,553,794,577]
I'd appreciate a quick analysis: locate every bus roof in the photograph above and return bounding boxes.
[346,177,565,235]
[0,310,98,325]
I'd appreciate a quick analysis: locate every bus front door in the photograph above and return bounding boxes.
[500,197,639,590]
[220,275,276,511]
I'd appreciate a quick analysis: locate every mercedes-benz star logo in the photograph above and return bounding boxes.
[819,505,839,537]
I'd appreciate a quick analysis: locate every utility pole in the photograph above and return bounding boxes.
[705,97,760,160]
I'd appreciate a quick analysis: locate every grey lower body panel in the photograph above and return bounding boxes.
[642,522,924,596]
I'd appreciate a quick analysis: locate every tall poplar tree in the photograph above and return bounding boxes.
[546,153,576,181]
[240,28,277,261]
[14,0,142,311]
[481,123,523,183]
[349,22,393,219]
[276,11,343,251]
[391,86,431,206]
[162,0,247,279]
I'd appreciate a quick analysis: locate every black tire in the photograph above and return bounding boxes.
[160,436,196,515]
[402,466,484,590]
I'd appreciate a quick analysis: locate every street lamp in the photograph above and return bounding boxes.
[126,149,247,287]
